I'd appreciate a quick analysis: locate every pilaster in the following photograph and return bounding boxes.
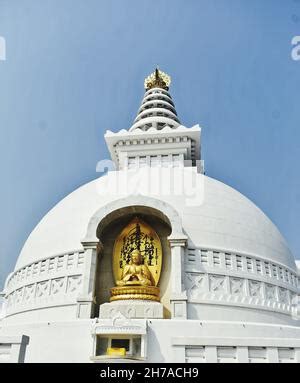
[168,234,188,319]
[76,238,102,319]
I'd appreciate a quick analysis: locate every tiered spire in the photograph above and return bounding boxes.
[129,68,181,132]
[105,68,202,172]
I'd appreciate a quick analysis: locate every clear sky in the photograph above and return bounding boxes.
[0,0,300,288]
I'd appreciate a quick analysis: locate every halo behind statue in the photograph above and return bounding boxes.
[111,217,162,301]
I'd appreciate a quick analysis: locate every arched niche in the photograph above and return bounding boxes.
[95,207,172,317]
[79,195,187,319]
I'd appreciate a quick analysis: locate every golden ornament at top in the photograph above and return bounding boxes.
[144,68,171,91]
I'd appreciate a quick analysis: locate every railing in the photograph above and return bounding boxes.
[4,250,85,316]
[185,247,300,315]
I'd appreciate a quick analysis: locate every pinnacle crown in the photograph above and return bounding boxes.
[144,67,171,91]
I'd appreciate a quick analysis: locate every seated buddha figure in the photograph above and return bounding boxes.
[117,249,154,287]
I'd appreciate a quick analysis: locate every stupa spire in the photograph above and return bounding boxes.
[105,68,202,171]
[130,68,180,131]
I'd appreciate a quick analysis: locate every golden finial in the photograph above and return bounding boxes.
[144,67,171,91]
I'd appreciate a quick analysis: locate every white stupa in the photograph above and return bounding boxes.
[1,69,300,363]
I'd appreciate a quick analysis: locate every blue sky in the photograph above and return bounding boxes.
[0,0,300,288]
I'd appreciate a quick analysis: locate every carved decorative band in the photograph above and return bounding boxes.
[4,250,86,316]
[185,272,298,314]
[5,274,83,315]
[185,247,299,291]
[5,250,85,294]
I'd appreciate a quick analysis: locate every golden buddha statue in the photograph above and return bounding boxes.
[116,249,154,287]
[110,218,162,302]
